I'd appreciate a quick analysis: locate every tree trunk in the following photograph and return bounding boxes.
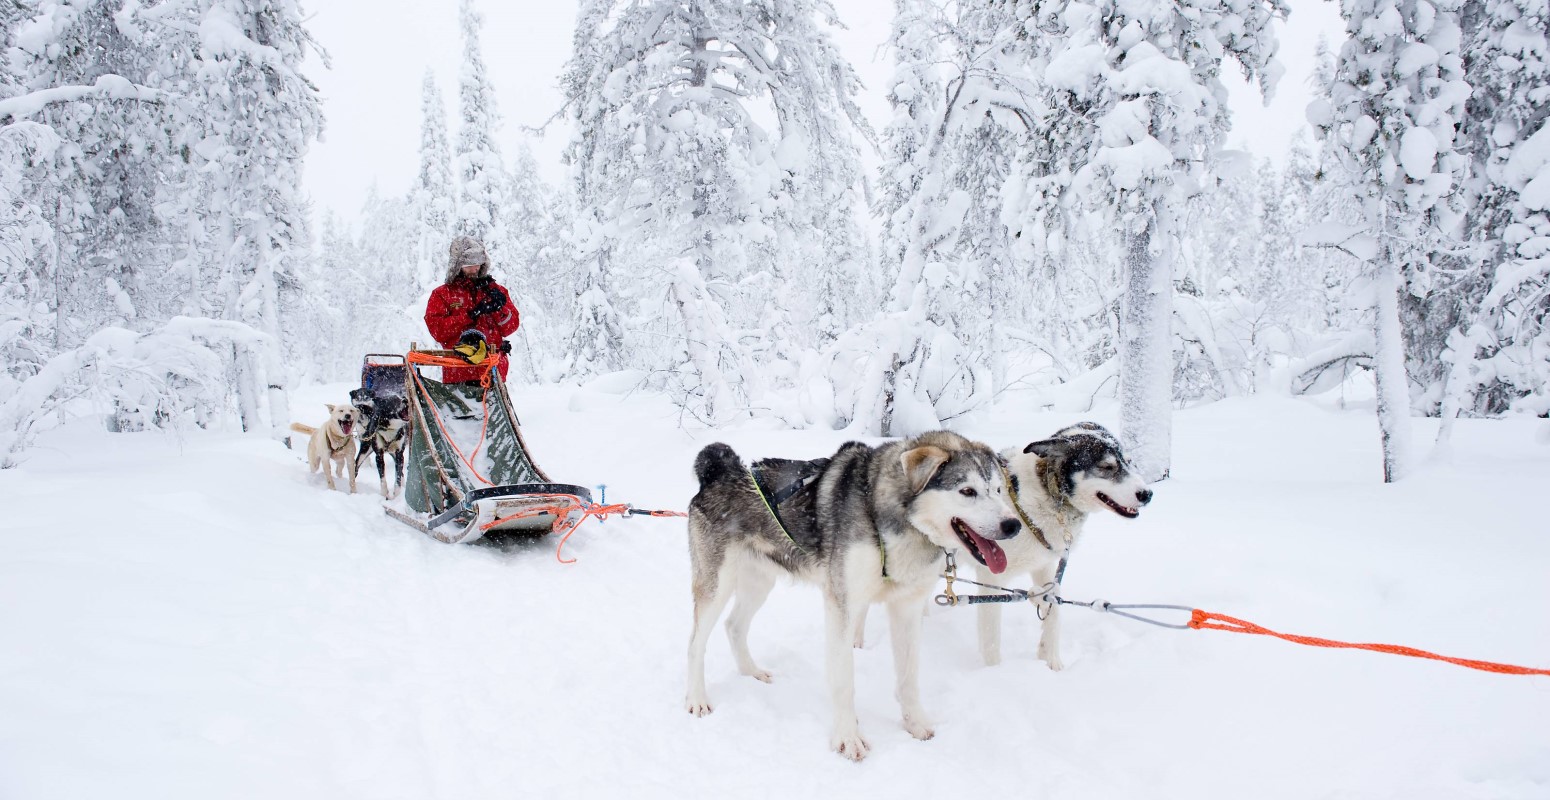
[1119,201,1174,482]
[1373,239,1413,482]
[234,342,259,433]
[255,218,291,443]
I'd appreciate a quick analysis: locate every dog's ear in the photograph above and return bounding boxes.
[901,445,951,495]
[325,403,337,413]
[1023,438,1067,458]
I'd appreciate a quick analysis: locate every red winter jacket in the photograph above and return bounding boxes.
[424,277,520,383]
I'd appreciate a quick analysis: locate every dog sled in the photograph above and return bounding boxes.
[362,346,682,557]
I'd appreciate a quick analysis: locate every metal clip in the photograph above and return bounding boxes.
[936,550,959,606]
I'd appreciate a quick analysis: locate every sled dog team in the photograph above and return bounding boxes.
[288,388,409,499]
[291,395,1152,761]
[687,423,1152,761]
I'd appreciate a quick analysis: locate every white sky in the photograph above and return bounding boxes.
[301,0,1347,227]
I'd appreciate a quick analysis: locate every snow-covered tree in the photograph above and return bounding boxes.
[179,0,323,437]
[1449,0,1550,420]
[4,1,174,351]
[1312,0,1472,481]
[453,0,507,247]
[413,70,454,291]
[498,140,573,382]
[1004,0,1286,481]
[560,0,871,424]
[850,0,1023,435]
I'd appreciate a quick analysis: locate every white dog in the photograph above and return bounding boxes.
[289,404,359,493]
[981,422,1152,670]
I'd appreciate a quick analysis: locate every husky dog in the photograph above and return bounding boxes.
[289,404,359,493]
[349,388,409,499]
[979,421,1152,670]
[685,430,1024,761]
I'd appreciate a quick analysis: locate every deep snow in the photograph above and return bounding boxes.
[2,381,1548,799]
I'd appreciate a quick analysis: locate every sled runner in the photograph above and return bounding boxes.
[370,347,682,555]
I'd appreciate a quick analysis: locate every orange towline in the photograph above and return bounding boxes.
[1189,610,1550,677]
[477,492,687,564]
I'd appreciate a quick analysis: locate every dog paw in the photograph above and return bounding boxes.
[903,715,935,741]
[831,732,871,761]
[1040,653,1065,672]
[685,696,714,717]
[744,669,772,683]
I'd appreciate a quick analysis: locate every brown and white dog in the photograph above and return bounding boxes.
[980,422,1152,670]
[290,404,359,493]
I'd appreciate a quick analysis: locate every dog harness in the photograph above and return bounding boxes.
[1000,466,1056,552]
[324,427,353,455]
[748,462,890,579]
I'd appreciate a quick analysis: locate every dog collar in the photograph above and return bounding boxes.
[326,428,352,454]
[1001,467,1055,552]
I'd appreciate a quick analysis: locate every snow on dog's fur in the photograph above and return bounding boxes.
[289,404,359,494]
[980,421,1152,670]
[684,430,1023,761]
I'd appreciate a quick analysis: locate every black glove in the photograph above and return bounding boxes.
[498,340,512,355]
[468,284,508,319]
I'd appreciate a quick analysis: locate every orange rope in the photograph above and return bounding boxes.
[1189,610,1550,676]
[473,493,686,564]
[405,352,497,485]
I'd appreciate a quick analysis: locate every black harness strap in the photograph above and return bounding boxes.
[749,464,814,554]
[750,460,890,579]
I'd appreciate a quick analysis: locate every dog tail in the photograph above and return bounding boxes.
[693,442,744,488]
[290,422,316,435]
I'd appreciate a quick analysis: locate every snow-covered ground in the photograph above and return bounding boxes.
[2,381,1548,799]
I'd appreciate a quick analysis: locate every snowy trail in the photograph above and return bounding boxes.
[2,385,1548,799]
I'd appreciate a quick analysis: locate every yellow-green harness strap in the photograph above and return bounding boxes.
[748,467,810,554]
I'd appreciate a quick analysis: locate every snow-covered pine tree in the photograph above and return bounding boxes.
[1004,0,1286,481]
[414,70,455,291]
[453,0,508,250]
[856,0,1022,435]
[1451,0,1550,419]
[4,0,175,352]
[499,140,572,382]
[179,0,324,437]
[560,0,870,423]
[1312,0,1472,481]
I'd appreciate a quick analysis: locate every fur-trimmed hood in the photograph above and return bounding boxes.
[445,236,490,284]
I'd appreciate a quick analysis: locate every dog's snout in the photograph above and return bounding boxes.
[1136,488,1152,505]
[998,517,1022,539]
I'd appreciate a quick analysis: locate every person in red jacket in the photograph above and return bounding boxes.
[424,236,520,383]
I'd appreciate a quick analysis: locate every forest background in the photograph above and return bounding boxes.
[3,0,1548,483]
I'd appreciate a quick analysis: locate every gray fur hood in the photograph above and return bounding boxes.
[445,236,490,284]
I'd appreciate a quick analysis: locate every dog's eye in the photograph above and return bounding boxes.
[959,487,977,498]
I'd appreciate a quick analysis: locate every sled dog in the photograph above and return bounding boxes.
[980,422,1152,670]
[349,388,409,499]
[290,404,359,493]
[685,431,1024,761]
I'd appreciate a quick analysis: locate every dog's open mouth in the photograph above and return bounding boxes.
[340,420,354,436]
[1097,492,1140,519]
[951,518,1009,574]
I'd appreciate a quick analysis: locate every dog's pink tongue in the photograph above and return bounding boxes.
[968,530,1009,574]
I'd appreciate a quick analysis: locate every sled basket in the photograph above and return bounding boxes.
[378,348,557,543]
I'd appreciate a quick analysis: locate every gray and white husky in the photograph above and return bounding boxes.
[685,430,1024,761]
[980,422,1152,670]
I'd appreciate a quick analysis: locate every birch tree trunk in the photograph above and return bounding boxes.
[255,218,291,442]
[1372,236,1413,483]
[1120,201,1175,482]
